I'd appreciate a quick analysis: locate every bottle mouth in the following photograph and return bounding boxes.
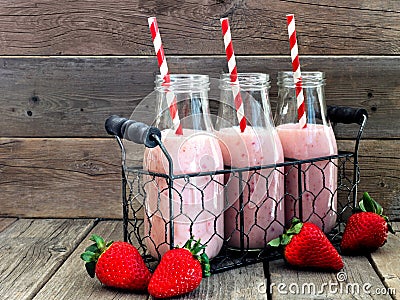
[277,71,325,87]
[155,74,210,92]
[219,73,270,90]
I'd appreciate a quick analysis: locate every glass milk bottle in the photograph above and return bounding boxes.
[216,73,285,250]
[143,74,224,259]
[275,71,338,233]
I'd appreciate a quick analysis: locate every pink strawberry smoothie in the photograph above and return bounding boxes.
[217,126,285,249]
[277,123,338,233]
[143,129,224,259]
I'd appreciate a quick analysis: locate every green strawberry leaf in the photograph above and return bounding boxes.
[182,237,211,277]
[281,234,292,246]
[80,251,96,263]
[290,217,302,225]
[361,193,376,213]
[359,192,383,215]
[193,239,202,253]
[358,200,366,212]
[81,234,114,279]
[286,222,303,236]
[268,237,281,247]
[375,201,383,215]
[363,191,372,201]
[90,234,105,250]
[85,243,99,253]
[183,237,193,249]
[268,219,303,247]
[85,261,96,278]
[200,253,211,277]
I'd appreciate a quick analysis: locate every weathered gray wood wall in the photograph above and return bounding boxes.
[0,1,399,219]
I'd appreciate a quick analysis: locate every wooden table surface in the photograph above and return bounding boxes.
[0,218,398,300]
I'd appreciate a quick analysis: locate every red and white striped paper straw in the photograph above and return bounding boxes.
[148,17,183,135]
[287,14,307,129]
[220,17,246,133]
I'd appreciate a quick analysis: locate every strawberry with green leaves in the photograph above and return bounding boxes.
[340,192,395,254]
[269,218,343,271]
[81,234,151,291]
[148,237,210,298]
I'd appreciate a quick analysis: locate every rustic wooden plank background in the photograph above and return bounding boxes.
[0,56,399,139]
[33,221,147,300]
[0,1,399,55]
[0,1,399,219]
[0,218,17,233]
[370,232,400,299]
[0,219,94,299]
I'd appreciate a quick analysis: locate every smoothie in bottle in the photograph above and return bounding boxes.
[216,73,285,249]
[275,71,338,233]
[143,75,224,259]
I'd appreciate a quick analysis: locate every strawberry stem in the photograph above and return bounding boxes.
[182,237,211,277]
[356,192,395,234]
[80,234,114,278]
[268,218,304,247]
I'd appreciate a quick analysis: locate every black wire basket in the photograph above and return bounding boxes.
[105,105,368,274]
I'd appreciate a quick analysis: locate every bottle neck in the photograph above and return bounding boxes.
[275,71,330,127]
[277,71,325,88]
[155,74,210,92]
[219,73,270,90]
[154,74,213,132]
[217,73,275,131]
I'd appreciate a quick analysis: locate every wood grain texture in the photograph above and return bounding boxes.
[0,1,399,55]
[369,233,400,300]
[393,222,400,232]
[35,220,267,300]
[269,256,391,299]
[352,139,400,220]
[0,138,124,218]
[33,220,147,300]
[0,219,94,300]
[0,218,17,232]
[176,263,267,300]
[1,138,399,219]
[0,56,399,139]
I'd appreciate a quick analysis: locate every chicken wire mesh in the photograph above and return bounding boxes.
[106,106,367,273]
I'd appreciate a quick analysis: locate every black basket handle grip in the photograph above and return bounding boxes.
[327,105,368,125]
[105,115,161,148]
[105,115,126,137]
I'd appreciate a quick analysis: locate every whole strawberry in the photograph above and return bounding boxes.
[80,234,151,291]
[148,237,210,298]
[341,192,395,254]
[269,218,343,271]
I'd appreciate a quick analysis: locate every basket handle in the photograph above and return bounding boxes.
[105,115,161,148]
[327,105,368,125]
